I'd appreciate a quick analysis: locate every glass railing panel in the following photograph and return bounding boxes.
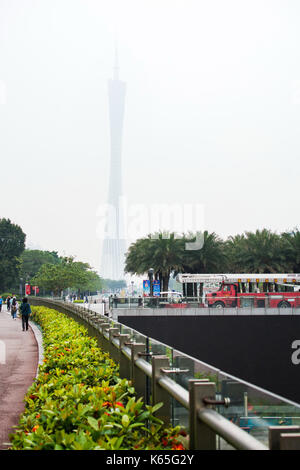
[148,337,169,359]
[109,321,122,333]
[216,370,300,448]
[170,349,220,433]
[119,324,135,340]
[172,348,220,389]
[131,328,147,345]
[171,396,189,433]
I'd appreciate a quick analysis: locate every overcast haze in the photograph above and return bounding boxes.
[0,0,300,272]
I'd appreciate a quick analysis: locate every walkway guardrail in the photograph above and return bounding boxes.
[29,297,300,450]
[107,295,300,310]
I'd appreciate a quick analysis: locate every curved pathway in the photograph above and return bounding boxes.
[0,309,39,449]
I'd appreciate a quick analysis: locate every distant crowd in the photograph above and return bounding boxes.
[0,295,32,331]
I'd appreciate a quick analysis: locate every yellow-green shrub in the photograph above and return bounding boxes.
[9,307,186,450]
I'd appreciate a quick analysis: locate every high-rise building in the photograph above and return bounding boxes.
[100,50,127,280]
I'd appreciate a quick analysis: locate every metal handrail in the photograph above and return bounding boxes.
[198,408,268,450]
[125,347,261,449]
[157,374,189,409]
[30,297,274,450]
[135,357,152,377]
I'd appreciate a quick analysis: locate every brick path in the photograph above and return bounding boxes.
[0,308,38,449]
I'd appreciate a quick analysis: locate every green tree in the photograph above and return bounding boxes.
[125,232,186,292]
[182,231,227,274]
[223,234,248,273]
[179,231,227,297]
[102,279,127,291]
[0,218,26,291]
[31,257,92,296]
[81,271,103,293]
[281,229,300,272]
[20,249,61,280]
[225,229,288,273]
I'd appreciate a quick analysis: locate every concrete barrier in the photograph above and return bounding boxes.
[112,306,300,319]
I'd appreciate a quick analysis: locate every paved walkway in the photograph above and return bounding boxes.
[0,308,39,449]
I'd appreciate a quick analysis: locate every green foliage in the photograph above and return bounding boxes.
[125,228,300,291]
[31,257,102,296]
[20,250,61,280]
[102,279,127,291]
[125,232,186,292]
[281,229,300,272]
[76,270,103,293]
[0,218,26,291]
[1,292,13,301]
[9,307,186,450]
[182,231,227,274]
[125,231,226,291]
[225,229,289,273]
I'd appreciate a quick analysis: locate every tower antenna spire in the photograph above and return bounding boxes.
[113,41,119,80]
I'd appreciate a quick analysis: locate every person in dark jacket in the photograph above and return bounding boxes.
[6,295,11,312]
[11,297,18,319]
[20,297,31,331]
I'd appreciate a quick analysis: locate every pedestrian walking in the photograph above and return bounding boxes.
[0,296,2,312]
[19,297,31,331]
[11,297,19,320]
[6,295,11,312]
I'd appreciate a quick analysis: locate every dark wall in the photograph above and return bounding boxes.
[118,315,300,404]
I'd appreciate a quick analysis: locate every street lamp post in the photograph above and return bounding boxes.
[148,268,154,297]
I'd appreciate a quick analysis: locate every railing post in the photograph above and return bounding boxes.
[189,380,216,450]
[109,327,119,342]
[152,355,171,425]
[279,433,300,450]
[119,334,131,379]
[106,327,119,362]
[269,426,300,450]
[97,322,110,350]
[131,343,147,403]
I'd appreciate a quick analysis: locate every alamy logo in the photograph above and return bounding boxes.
[0,340,6,364]
[0,80,7,105]
[291,340,300,365]
[96,198,205,250]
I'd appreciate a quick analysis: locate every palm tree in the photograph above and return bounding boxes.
[180,231,227,297]
[281,229,300,272]
[224,234,248,273]
[125,237,151,276]
[226,229,289,273]
[125,232,186,292]
[182,231,227,273]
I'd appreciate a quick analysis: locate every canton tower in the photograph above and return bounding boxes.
[101,50,127,280]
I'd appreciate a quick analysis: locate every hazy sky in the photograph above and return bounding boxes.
[0,0,300,273]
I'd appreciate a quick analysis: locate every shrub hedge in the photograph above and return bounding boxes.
[9,306,186,450]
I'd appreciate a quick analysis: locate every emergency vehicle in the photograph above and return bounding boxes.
[176,273,300,308]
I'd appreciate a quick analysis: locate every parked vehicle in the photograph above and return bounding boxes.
[177,273,300,308]
[158,291,187,308]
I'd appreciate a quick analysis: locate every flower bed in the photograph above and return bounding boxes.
[9,306,186,450]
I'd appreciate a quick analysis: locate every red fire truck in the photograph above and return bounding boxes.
[177,273,300,309]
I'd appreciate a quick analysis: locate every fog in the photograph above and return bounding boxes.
[0,0,299,271]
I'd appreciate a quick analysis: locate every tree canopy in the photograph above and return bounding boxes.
[0,218,26,291]
[31,257,102,295]
[102,279,127,291]
[20,249,61,280]
[125,228,300,292]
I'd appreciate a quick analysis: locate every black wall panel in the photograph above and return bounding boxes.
[118,315,300,404]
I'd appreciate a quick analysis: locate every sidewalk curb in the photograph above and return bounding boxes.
[29,320,44,378]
